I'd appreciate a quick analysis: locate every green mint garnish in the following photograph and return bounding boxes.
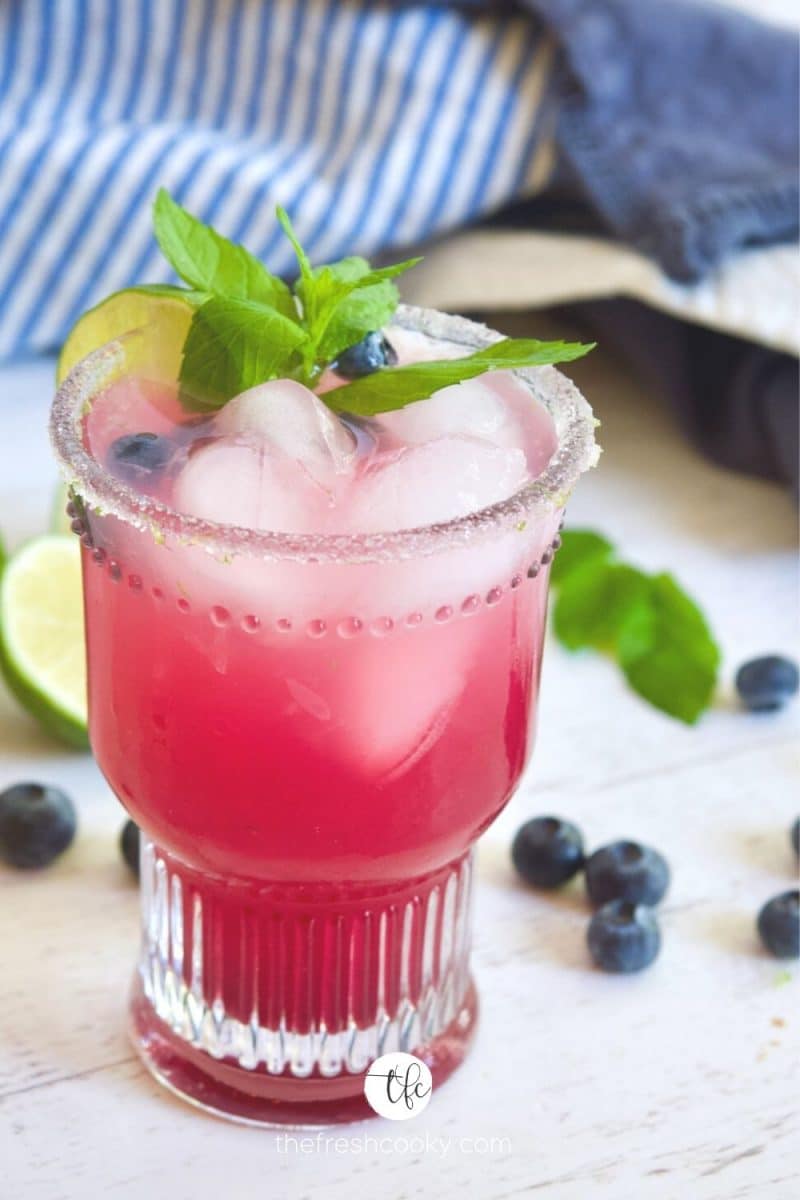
[276,206,421,384]
[551,529,720,724]
[154,190,296,317]
[150,190,594,410]
[179,296,308,410]
[323,339,593,416]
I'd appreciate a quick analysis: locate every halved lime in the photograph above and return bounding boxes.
[56,285,195,385]
[0,535,88,749]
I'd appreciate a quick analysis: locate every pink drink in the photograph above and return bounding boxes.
[51,307,596,1123]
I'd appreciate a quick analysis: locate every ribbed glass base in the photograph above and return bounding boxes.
[130,975,478,1126]
[130,839,479,1125]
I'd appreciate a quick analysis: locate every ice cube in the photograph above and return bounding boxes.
[173,436,330,534]
[387,328,471,365]
[376,375,524,451]
[480,370,558,475]
[324,435,543,624]
[376,370,558,477]
[332,626,470,775]
[320,431,545,774]
[339,436,529,534]
[215,380,355,488]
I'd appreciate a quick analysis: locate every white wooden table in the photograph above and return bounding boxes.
[1,343,797,1200]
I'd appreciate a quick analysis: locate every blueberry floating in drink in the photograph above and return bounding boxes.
[109,432,174,481]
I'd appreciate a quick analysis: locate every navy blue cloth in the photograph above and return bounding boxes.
[568,299,799,495]
[497,0,799,493]
[519,0,799,281]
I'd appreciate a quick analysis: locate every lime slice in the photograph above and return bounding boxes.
[0,535,89,749]
[56,285,195,385]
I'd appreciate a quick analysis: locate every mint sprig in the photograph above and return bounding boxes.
[307,256,408,364]
[276,206,421,384]
[551,529,720,723]
[154,190,295,318]
[150,190,594,410]
[324,338,593,416]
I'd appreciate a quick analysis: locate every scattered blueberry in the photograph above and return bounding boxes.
[333,332,397,379]
[109,432,174,480]
[735,656,799,712]
[511,816,585,889]
[120,818,140,878]
[585,840,670,908]
[0,783,76,868]
[757,891,799,959]
[587,900,661,973]
[791,817,799,859]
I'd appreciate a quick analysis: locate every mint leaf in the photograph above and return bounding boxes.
[296,254,420,310]
[317,264,421,365]
[330,259,422,291]
[308,260,419,359]
[315,255,370,282]
[154,190,296,319]
[616,573,720,724]
[550,529,720,723]
[319,280,398,363]
[554,562,652,651]
[550,529,615,586]
[276,205,315,299]
[286,243,421,376]
[179,296,307,410]
[324,338,595,416]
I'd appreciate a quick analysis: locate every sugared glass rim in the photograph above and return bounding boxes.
[50,304,599,564]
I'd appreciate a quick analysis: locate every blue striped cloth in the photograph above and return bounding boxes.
[0,0,556,359]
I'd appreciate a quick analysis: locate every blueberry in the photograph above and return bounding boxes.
[792,817,799,858]
[757,890,799,959]
[0,782,76,868]
[511,816,585,888]
[585,840,670,908]
[735,656,799,712]
[120,818,140,878]
[587,900,661,973]
[333,332,397,379]
[109,432,174,480]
